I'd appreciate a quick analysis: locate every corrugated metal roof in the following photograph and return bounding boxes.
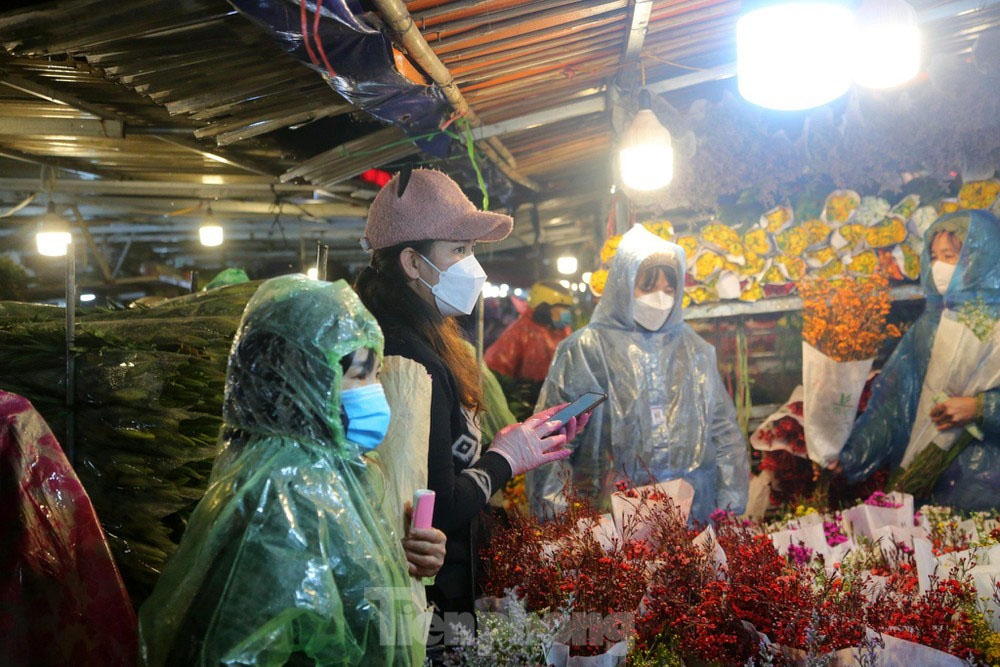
[0,0,997,287]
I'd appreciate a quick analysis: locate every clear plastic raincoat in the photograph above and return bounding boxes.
[139,275,422,666]
[840,210,1000,509]
[527,225,749,524]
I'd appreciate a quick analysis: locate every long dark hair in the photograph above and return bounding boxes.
[354,241,484,412]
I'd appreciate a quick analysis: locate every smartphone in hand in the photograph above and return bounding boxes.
[548,391,607,428]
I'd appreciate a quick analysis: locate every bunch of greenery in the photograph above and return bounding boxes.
[0,281,258,604]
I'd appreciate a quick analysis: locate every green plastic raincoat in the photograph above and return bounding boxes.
[139,275,422,666]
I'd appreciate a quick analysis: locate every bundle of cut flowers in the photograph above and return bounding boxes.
[799,273,900,364]
[479,481,1000,666]
[481,486,660,657]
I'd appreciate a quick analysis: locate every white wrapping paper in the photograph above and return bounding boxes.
[802,342,874,467]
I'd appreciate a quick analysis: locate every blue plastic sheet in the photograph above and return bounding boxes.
[230,0,452,156]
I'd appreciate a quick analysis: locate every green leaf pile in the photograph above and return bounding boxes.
[0,282,259,605]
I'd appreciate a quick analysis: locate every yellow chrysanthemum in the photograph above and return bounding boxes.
[686,285,718,304]
[850,250,879,276]
[805,246,838,268]
[642,220,675,241]
[692,251,725,281]
[677,235,699,261]
[743,228,772,256]
[900,243,921,280]
[837,223,866,246]
[741,251,766,276]
[891,193,920,220]
[740,280,764,302]
[776,255,807,281]
[589,268,608,295]
[864,216,907,248]
[939,198,961,215]
[959,179,1000,210]
[700,223,743,256]
[801,219,832,247]
[600,235,623,265]
[761,205,792,233]
[775,227,809,257]
[762,265,787,285]
[817,259,845,279]
[823,190,860,224]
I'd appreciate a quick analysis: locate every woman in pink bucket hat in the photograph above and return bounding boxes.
[354,169,588,645]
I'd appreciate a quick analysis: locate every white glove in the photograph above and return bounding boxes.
[488,404,588,477]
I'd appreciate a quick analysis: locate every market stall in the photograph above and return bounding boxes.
[0,0,999,664]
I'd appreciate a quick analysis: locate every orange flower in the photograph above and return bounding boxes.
[798,273,899,361]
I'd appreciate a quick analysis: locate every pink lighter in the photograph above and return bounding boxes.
[411,489,436,530]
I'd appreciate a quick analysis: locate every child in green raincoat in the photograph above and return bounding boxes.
[139,275,443,666]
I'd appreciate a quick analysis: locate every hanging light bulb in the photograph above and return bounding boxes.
[619,90,674,191]
[199,204,224,247]
[851,0,921,89]
[557,255,578,275]
[35,201,71,257]
[737,2,854,110]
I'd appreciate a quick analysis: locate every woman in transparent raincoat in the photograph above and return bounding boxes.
[139,275,432,666]
[837,210,1000,509]
[527,225,749,524]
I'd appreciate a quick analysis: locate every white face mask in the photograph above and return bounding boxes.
[931,261,957,295]
[633,291,674,331]
[418,253,487,317]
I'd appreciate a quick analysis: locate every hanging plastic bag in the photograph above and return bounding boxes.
[0,390,137,666]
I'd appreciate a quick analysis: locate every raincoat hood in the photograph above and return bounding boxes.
[921,210,1000,309]
[223,274,384,455]
[591,224,687,333]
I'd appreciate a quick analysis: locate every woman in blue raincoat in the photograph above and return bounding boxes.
[139,275,438,666]
[837,210,1000,509]
[527,225,749,524]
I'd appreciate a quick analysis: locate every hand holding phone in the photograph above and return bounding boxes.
[488,396,600,476]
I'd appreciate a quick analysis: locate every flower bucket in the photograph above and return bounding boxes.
[546,639,629,667]
[768,520,833,563]
[971,562,1000,631]
[802,342,874,467]
[775,628,964,666]
[610,479,694,543]
[842,492,913,540]
[576,513,620,552]
[693,524,728,577]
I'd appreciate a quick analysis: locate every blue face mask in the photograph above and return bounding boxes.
[340,383,392,451]
[556,310,573,327]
